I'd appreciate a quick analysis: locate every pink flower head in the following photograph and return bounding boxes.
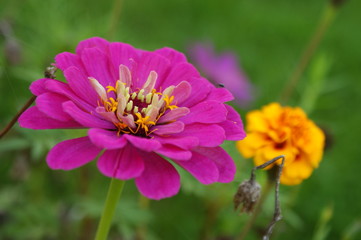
[19,37,246,200]
[188,42,253,107]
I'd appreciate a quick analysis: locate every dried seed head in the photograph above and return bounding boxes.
[234,179,261,214]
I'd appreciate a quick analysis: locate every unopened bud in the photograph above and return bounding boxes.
[234,179,261,214]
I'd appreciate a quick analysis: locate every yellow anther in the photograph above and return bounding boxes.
[151,89,162,95]
[135,113,156,132]
[164,95,178,110]
[106,85,117,93]
[105,97,118,112]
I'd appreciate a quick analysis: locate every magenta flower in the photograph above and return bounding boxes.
[19,37,246,200]
[188,42,253,107]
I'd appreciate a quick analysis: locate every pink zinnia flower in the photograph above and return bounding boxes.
[19,37,246,200]
[188,42,253,107]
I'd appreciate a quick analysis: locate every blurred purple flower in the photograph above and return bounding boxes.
[19,37,246,200]
[188,43,253,107]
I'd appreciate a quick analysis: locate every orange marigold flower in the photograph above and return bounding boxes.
[236,102,325,185]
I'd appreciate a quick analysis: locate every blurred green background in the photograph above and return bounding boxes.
[1,0,361,239]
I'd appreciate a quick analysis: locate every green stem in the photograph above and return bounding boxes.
[95,178,125,240]
[280,3,337,103]
[237,180,274,240]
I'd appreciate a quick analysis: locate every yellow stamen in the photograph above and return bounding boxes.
[164,95,178,110]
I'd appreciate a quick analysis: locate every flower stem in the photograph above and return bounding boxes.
[95,178,125,240]
[0,95,36,139]
[237,180,274,240]
[280,3,338,103]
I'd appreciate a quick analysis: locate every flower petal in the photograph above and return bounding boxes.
[81,47,115,87]
[135,152,180,200]
[194,146,236,183]
[45,79,94,111]
[36,92,72,121]
[181,77,212,107]
[108,42,139,76]
[63,66,99,104]
[19,106,81,129]
[30,78,51,96]
[154,47,187,64]
[133,51,170,90]
[88,128,127,149]
[160,63,200,90]
[47,137,101,170]
[181,100,227,124]
[55,52,82,71]
[152,121,184,135]
[172,81,192,105]
[206,87,234,103]
[157,107,190,124]
[76,37,109,55]
[63,101,115,129]
[156,136,199,149]
[97,145,145,180]
[220,105,246,141]
[123,134,161,152]
[156,145,192,161]
[174,123,225,147]
[174,151,219,184]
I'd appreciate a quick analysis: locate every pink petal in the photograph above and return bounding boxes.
[76,37,109,55]
[174,151,219,184]
[133,51,170,90]
[97,145,145,180]
[181,77,212,107]
[88,128,127,149]
[172,81,192,105]
[157,107,190,124]
[123,134,161,152]
[174,123,225,147]
[108,42,139,79]
[47,137,101,170]
[154,47,187,64]
[30,78,51,96]
[81,48,115,87]
[135,152,180,200]
[45,79,94,111]
[220,105,246,141]
[206,88,234,103]
[152,121,184,136]
[181,100,227,124]
[36,92,72,121]
[55,52,82,71]
[62,101,115,129]
[19,106,82,129]
[156,136,199,149]
[156,145,192,161]
[194,147,236,183]
[63,66,99,104]
[160,62,200,90]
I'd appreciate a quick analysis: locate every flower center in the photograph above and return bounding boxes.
[89,64,178,137]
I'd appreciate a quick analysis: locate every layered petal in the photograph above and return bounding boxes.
[97,145,144,180]
[135,152,180,200]
[47,137,101,170]
[88,128,127,149]
[19,106,81,129]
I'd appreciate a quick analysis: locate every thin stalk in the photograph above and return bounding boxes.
[0,95,36,139]
[281,4,337,103]
[95,178,125,240]
[237,180,274,240]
